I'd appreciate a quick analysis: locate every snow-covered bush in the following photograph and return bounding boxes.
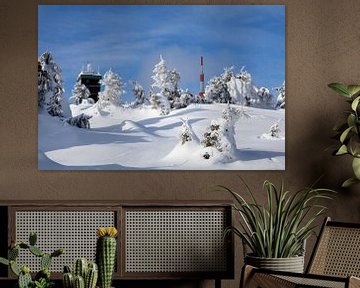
[179,118,194,145]
[202,104,249,160]
[205,76,231,104]
[202,120,222,150]
[233,67,258,106]
[38,51,66,117]
[98,69,124,108]
[275,81,285,109]
[256,87,274,106]
[69,81,90,105]
[172,89,194,109]
[269,122,281,138]
[205,66,261,105]
[66,113,92,129]
[149,89,170,115]
[131,81,147,107]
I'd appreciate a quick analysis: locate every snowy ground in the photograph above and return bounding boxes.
[38,103,285,170]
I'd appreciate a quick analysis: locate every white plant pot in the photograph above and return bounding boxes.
[245,254,305,273]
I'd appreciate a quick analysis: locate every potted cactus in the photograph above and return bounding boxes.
[0,232,63,288]
[96,227,118,288]
[62,258,98,288]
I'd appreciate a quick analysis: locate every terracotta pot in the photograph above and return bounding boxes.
[245,254,305,273]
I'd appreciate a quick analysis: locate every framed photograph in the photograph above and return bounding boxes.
[38,5,285,170]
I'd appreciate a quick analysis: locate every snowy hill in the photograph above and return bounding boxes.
[38,103,285,170]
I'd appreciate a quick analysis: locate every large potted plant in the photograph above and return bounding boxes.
[328,83,360,187]
[222,179,334,273]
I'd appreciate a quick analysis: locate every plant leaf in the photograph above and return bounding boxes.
[342,177,360,188]
[336,145,348,155]
[328,83,350,97]
[340,126,353,143]
[347,85,360,97]
[0,257,9,266]
[351,96,360,111]
[352,157,360,179]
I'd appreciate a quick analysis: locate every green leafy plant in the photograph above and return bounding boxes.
[0,232,63,288]
[328,83,360,187]
[221,179,335,258]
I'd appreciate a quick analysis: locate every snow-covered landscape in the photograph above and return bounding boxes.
[38,102,285,170]
[38,5,285,170]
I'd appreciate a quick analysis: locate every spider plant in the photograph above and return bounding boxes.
[222,179,335,258]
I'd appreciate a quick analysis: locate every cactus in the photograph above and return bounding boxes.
[18,270,32,288]
[10,260,20,276]
[9,246,19,260]
[0,233,64,288]
[74,275,85,288]
[74,258,88,280]
[29,232,37,246]
[41,253,52,270]
[29,245,44,257]
[63,272,74,288]
[35,268,50,282]
[63,259,98,288]
[96,227,118,288]
[85,262,98,288]
[0,257,9,266]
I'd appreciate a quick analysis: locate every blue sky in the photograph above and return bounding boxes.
[38,5,285,102]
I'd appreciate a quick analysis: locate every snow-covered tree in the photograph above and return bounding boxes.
[98,69,124,108]
[269,122,281,138]
[179,118,194,145]
[202,104,249,160]
[149,88,170,115]
[172,89,194,109]
[205,75,231,103]
[38,52,66,117]
[275,81,285,109]
[167,69,181,93]
[131,81,147,107]
[66,113,92,129]
[151,55,169,91]
[233,67,258,106]
[202,120,222,150]
[150,55,173,114]
[69,81,90,105]
[256,87,274,106]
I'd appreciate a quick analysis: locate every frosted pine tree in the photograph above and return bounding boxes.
[38,52,65,117]
[150,55,171,114]
[202,120,222,151]
[202,104,249,160]
[205,67,235,103]
[256,87,274,106]
[70,81,90,105]
[234,67,257,106]
[179,118,193,144]
[66,113,92,129]
[275,81,285,109]
[166,69,181,108]
[149,89,170,115]
[204,76,230,103]
[173,89,194,109]
[131,81,147,107]
[98,69,124,108]
[269,122,281,138]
